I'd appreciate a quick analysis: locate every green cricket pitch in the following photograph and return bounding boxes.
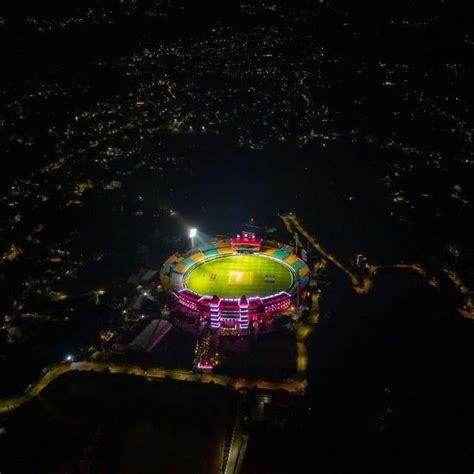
[184,254,294,298]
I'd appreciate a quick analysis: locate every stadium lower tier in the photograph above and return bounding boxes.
[173,289,291,330]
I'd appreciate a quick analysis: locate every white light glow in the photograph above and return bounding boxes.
[189,228,197,238]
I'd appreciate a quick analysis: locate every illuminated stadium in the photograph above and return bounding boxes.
[160,232,310,331]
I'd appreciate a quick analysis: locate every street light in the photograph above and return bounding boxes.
[189,228,197,249]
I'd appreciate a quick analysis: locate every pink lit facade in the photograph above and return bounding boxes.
[174,289,291,330]
[230,231,263,250]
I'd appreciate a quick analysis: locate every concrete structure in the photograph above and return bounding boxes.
[161,234,310,332]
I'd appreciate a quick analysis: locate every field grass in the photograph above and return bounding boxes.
[184,254,293,298]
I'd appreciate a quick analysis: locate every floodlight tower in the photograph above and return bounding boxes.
[189,228,197,249]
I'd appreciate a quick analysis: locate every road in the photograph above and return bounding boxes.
[280,213,448,296]
[280,214,363,290]
[296,259,325,375]
[0,361,306,415]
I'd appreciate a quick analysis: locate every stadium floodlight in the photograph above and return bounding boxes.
[189,228,197,250]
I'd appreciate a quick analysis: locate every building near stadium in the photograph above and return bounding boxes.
[160,232,310,332]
